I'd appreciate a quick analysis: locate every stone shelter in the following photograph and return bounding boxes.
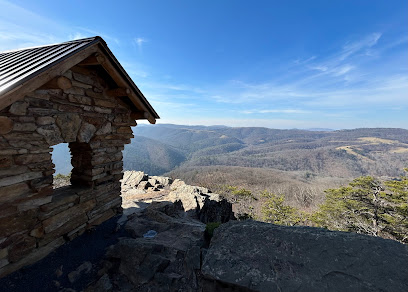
[0,37,159,277]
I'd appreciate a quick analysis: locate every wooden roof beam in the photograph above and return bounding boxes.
[95,48,156,124]
[78,53,106,66]
[130,111,156,124]
[106,87,130,97]
[39,76,72,90]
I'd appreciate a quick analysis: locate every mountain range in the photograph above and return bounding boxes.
[123,124,408,178]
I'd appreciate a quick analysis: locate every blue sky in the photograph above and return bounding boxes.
[1,0,407,129]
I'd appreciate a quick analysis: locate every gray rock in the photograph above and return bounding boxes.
[166,184,220,212]
[56,113,81,142]
[77,122,96,143]
[36,116,55,126]
[148,178,158,186]
[106,238,172,286]
[202,220,408,292]
[199,198,235,223]
[9,101,28,115]
[137,181,152,190]
[37,124,64,145]
[185,246,201,270]
[122,171,147,188]
[170,179,186,189]
[104,201,206,291]
[148,200,185,218]
[151,176,173,187]
[95,122,112,135]
[85,274,112,292]
[68,261,92,283]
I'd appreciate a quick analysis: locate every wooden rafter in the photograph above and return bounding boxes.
[95,49,156,124]
[39,76,72,90]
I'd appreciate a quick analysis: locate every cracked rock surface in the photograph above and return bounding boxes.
[201,220,408,292]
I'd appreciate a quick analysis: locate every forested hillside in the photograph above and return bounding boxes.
[123,135,185,175]
[124,124,408,178]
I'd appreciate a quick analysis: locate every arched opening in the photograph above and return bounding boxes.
[51,142,95,189]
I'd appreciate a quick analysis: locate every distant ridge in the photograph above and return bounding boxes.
[122,124,408,178]
[305,128,335,131]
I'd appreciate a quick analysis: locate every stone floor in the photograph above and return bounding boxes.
[0,215,126,292]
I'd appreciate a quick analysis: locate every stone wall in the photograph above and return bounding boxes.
[0,65,135,277]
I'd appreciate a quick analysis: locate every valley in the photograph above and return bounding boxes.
[120,124,408,214]
[126,125,408,178]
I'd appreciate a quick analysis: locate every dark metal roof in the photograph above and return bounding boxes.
[0,37,99,96]
[0,36,159,119]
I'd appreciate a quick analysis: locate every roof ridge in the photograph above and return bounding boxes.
[0,36,102,55]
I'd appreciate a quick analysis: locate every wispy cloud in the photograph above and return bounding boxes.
[242,109,311,114]
[293,56,316,65]
[0,2,122,51]
[133,37,147,52]
[73,27,121,45]
[207,32,408,112]
[0,0,405,130]
[69,32,87,41]
[339,33,382,61]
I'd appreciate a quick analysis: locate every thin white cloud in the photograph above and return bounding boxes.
[242,109,311,114]
[0,2,122,51]
[69,32,87,41]
[331,64,354,76]
[133,37,147,51]
[207,32,407,112]
[310,65,328,72]
[293,56,316,65]
[339,32,382,61]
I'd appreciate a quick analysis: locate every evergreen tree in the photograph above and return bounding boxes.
[312,170,408,243]
[261,191,301,226]
[383,168,408,242]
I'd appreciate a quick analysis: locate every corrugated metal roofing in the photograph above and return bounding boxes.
[0,37,99,96]
[0,36,159,119]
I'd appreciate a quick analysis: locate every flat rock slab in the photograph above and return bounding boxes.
[202,220,408,292]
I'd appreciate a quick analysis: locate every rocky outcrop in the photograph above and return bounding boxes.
[92,200,206,291]
[2,172,408,291]
[201,220,408,292]
[88,199,408,292]
[199,198,235,224]
[121,171,235,223]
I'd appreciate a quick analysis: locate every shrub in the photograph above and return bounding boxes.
[54,172,71,179]
[223,185,257,202]
[261,191,301,226]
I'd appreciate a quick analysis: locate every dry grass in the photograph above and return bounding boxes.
[390,147,408,153]
[358,137,399,144]
[166,165,350,218]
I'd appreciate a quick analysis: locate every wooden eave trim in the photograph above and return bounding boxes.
[94,48,157,124]
[93,42,159,119]
[0,45,99,111]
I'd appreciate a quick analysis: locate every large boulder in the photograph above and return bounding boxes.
[202,220,408,292]
[165,184,220,212]
[150,175,173,187]
[198,198,235,223]
[103,201,206,291]
[121,171,235,224]
[122,171,147,188]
